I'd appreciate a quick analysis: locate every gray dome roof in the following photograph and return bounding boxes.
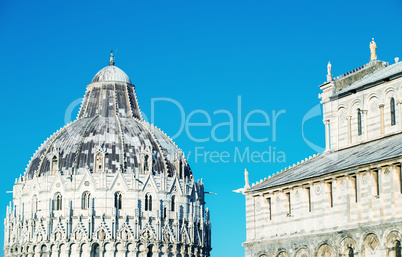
[25,68,191,179]
[92,65,131,84]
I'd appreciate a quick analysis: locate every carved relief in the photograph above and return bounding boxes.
[361,173,369,184]
[295,189,300,201]
[317,244,333,257]
[364,233,379,255]
[276,195,281,205]
[384,168,391,181]
[339,179,346,190]
[315,184,322,195]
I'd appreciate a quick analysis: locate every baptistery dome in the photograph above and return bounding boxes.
[4,53,211,257]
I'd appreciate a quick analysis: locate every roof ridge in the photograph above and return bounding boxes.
[334,61,382,81]
[250,152,322,188]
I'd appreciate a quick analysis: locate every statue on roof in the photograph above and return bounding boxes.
[109,51,115,66]
[327,61,332,76]
[326,61,332,82]
[244,169,250,189]
[370,38,377,61]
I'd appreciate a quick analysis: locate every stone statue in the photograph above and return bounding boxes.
[370,38,377,61]
[109,51,115,65]
[244,169,250,188]
[327,61,332,76]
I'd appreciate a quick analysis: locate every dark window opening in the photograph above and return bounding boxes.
[114,192,122,210]
[357,108,362,136]
[391,97,396,126]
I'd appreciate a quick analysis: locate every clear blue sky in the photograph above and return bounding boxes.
[0,0,401,256]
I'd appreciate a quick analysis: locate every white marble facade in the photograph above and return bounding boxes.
[320,60,402,151]
[4,55,211,257]
[244,56,402,257]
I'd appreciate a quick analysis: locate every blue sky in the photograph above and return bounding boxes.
[0,0,401,256]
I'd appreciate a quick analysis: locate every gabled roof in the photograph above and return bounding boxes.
[248,132,402,193]
[332,61,402,99]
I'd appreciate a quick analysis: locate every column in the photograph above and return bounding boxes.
[397,100,402,131]
[152,247,161,257]
[60,245,70,257]
[161,245,169,257]
[81,243,91,257]
[116,244,127,257]
[363,110,368,140]
[99,245,105,257]
[379,104,385,134]
[347,115,352,145]
[324,119,330,151]
[50,250,60,257]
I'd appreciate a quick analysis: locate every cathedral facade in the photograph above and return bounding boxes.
[243,42,402,257]
[4,53,212,257]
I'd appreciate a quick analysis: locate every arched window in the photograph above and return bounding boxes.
[145,193,152,211]
[82,192,91,210]
[32,195,38,213]
[394,240,401,257]
[147,245,153,257]
[144,155,149,172]
[391,97,396,126]
[51,156,58,174]
[348,247,354,257]
[114,192,122,210]
[357,108,362,136]
[171,195,175,212]
[91,243,100,257]
[179,160,183,179]
[54,193,62,211]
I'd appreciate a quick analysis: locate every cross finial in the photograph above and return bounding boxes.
[109,51,115,66]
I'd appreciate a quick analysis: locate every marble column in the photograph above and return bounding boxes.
[99,246,105,257]
[379,104,385,134]
[81,244,91,257]
[50,250,60,257]
[152,247,161,257]
[324,119,330,151]
[363,110,368,140]
[116,244,127,257]
[347,115,352,145]
[397,100,402,131]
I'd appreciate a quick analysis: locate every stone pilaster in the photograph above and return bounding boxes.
[324,119,330,151]
[379,104,385,134]
[347,115,352,145]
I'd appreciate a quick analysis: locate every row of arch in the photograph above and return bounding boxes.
[355,97,397,136]
[8,241,207,256]
[257,230,402,257]
[337,85,401,114]
[49,192,177,214]
[49,148,155,175]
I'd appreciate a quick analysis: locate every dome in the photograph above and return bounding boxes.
[25,116,189,179]
[25,57,191,179]
[5,54,211,257]
[91,65,131,84]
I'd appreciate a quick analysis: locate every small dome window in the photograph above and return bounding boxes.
[145,193,152,211]
[82,192,91,210]
[54,193,62,211]
[114,192,122,210]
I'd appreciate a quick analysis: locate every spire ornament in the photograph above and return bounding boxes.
[109,51,115,66]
